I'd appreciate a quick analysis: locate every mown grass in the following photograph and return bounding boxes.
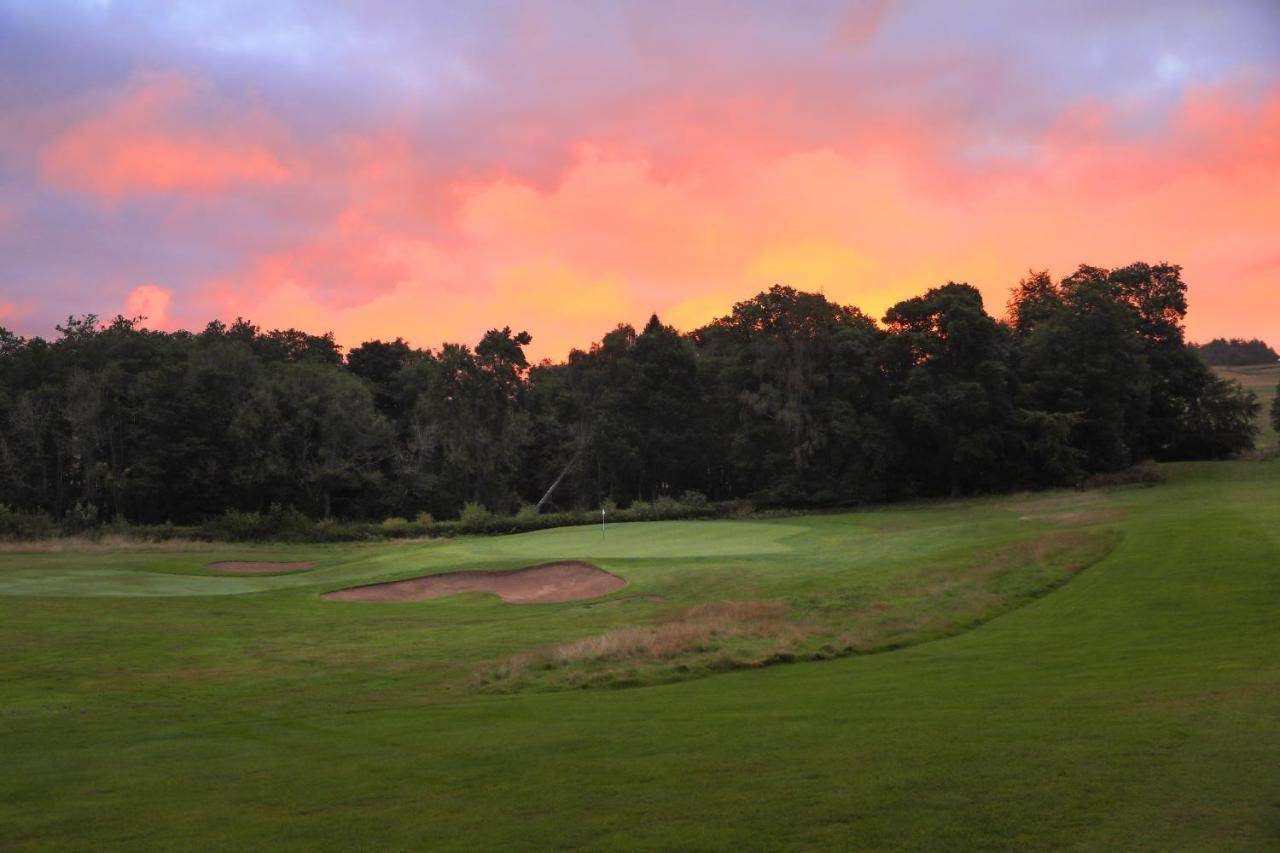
[0,460,1277,850]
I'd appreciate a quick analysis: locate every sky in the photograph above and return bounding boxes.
[1,0,1278,360]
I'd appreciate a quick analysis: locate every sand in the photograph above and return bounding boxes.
[322,561,625,604]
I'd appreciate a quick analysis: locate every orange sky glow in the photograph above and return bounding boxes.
[2,2,1277,359]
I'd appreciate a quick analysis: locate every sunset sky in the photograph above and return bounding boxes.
[1,1,1277,360]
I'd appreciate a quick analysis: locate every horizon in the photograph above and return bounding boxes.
[9,277,1280,361]
[2,1,1279,360]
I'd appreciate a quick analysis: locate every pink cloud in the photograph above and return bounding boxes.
[124,284,173,329]
[156,82,1278,358]
[40,72,291,200]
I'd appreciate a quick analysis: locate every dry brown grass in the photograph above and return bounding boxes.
[1008,493,1128,527]
[0,535,221,554]
[1038,508,1127,525]
[475,600,818,686]
[1007,493,1099,514]
[473,527,1123,692]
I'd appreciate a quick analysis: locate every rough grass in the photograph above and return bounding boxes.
[0,534,220,554]
[1,461,1277,850]
[474,528,1120,692]
[473,600,814,690]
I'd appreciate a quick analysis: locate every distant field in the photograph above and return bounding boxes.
[1,460,1278,850]
[1216,363,1279,447]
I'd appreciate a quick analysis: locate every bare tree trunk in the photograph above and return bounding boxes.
[536,451,580,512]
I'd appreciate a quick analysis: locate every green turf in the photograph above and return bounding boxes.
[1215,363,1280,447]
[1,460,1277,849]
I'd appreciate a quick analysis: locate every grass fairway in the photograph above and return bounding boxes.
[1,461,1278,850]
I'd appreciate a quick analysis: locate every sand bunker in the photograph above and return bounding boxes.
[323,561,625,604]
[208,561,317,573]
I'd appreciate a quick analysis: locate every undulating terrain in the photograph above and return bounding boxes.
[1,459,1277,850]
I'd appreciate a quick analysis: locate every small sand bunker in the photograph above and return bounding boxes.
[323,561,625,604]
[208,561,317,574]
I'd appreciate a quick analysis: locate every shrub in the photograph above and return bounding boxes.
[515,503,541,523]
[679,490,708,508]
[205,509,264,541]
[310,518,371,542]
[651,495,684,519]
[415,511,434,526]
[61,500,99,536]
[0,504,58,540]
[458,502,493,532]
[203,504,317,541]
[263,504,315,540]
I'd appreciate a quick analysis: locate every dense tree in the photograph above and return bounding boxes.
[230,362,391,518]
[1161,374,1260,460]
[347,338,419,417]
[621,316,705,499]
[694,286,892,502]
[1272,380,1280,436]
[0,262,1262,528]
[1006,270,1061,339]
[884,283,1021,495]
[1015,266,1151,471]
[1196,338,1279,366]
[393,333,532,516]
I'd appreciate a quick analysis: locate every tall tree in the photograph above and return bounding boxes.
[695,285,891,502]
[884,283,1021,495]
[1017,266,1150,472]
[230,362,392,518]
[347,337,419,417]
[1006,269,1061,338]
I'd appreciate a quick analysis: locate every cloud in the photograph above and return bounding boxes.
[124,284,172,329]
[158,81,1277,360]
[40,72,291,199]
[3,3,1279,352]
[17,77,1280,356]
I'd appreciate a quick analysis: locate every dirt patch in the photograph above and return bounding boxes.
[581,593,666,608]
[208,561,317,573]
[1008,494,1100,515]
[1008,494,1126,527]
[1037,508,1127,526]
[323,561,626,604]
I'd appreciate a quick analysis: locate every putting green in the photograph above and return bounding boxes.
[0,520,804,598]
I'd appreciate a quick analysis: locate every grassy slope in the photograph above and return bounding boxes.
[1215,363,1279,447]
[1,461,1277,850]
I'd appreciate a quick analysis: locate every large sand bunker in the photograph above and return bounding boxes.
[208,561,316,573]
[323,561,625,604]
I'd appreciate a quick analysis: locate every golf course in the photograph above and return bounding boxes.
[2,457,1276,850]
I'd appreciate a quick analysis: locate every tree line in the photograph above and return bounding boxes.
[1195,337,1279,366]
[0,262,1264,527]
